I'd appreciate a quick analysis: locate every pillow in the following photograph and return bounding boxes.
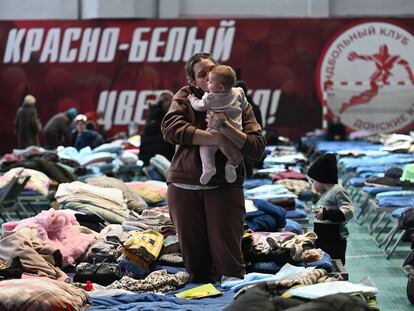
[126,181,167,204]
[149,154,171,178]
[86,176,147,213]
[0,167,50,196]
[0,278,91,310]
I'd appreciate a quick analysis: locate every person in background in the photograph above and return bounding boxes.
[234,80,264,178]
[161,52,265,283]
[139,91,175,166]
[43,107,77,149]
[71,114,87,146]
[234,80,263,128]
[84,110,105,136]
[307,153,354,265]
[72,114,105,150]
[326,115,347,141]
[14,94,42,149]
[85,121,105,147]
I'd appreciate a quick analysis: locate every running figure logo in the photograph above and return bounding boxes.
[340,44,414,113]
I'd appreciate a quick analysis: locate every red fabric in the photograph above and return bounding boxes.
[272,169,307,182]
[84,111,98,123]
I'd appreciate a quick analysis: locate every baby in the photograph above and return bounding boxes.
[188,65,247,185]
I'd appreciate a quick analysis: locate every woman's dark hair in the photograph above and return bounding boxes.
[234,80,248,94]
[85,121,96,130]
[185,52,218,84]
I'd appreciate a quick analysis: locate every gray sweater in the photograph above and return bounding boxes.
[314,184,354,238]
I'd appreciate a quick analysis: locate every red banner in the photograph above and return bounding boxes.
[1,18,414,153]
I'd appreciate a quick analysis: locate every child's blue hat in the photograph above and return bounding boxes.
[67,107,78,120]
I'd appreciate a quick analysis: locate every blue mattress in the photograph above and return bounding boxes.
[88,283,235,310]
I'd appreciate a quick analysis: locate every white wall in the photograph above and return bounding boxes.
[330,0,414,17]
[178,0,323,18]
[0,0,413,20]
[175,0,414,18]
[159,0,180,19]
[81,0,157,19]
[0,0,78,20]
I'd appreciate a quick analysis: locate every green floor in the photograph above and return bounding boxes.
[345,218,413,310]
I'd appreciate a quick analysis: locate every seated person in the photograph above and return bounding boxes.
[326,116,347,141]
[72,115,105,150]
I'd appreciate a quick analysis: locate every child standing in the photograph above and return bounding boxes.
[307,153,354,265]
[188,65,247,185]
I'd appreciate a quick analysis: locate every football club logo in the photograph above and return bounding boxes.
[316,21,414,133]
